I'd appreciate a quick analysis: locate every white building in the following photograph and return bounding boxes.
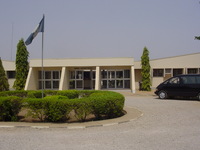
[2,52,200,92]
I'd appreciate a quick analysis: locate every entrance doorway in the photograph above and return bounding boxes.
[84,71,91,89]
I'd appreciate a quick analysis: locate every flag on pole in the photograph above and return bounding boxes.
[25,15,44,45]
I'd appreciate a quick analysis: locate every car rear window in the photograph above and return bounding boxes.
[196,76,200,84]
[181,76,200,84]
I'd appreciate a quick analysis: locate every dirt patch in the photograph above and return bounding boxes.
[17,109,126,123]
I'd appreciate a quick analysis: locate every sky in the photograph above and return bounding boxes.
[1,0,200,61]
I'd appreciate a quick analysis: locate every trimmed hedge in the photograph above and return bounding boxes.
[27,91,46,98]
[25,95,71,122]
[90,91,125,119]
[0,90,125,122]
[57,90,79,99]
[0,90,28,97]
[0,96,23,121]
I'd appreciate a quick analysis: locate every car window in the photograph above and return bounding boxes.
[181,76,196,84]
[181,77,188,84]
[169,77,180,84]
[196,76,200,84]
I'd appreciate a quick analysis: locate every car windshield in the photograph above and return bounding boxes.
[169,77,180,84]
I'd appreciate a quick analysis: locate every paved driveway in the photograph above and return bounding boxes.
[0,95,200,150]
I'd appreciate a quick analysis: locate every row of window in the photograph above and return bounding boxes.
[153,68,200,77]
[38,71,60,90]
[69,70,131,89]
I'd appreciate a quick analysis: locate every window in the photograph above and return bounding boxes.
[92,71,96,79]
[101,69,130,89]
[38,71,60,90]
[7,71,16,79]
[70,71,75,79]
[173,69,183,76]
[76,71,83,79]
[187,68,198,74]
[69,80,75,89]
[69,71,83,89]
[165,69,171,74]
[108,80,115,88]
[169,77,180,84]
[53,71,60,79]
[45,71,51,79]
[108,71,115,79]
[124,80,130,88]
[101,80,107,89]
[116,80,123,88]
[181,76,197,84]
[76,80,83,88]
[153,69,164,77]
[196,76,200,84]
[124,70,130,78]
[116,71,123,78]
[101,70,107,79]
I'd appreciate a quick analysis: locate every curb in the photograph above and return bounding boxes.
[0,107,143,129]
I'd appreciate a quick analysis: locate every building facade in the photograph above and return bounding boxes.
[134,53,200,89]
[24,57,136,92]
[2,52,200,92]
[2,60,16,90]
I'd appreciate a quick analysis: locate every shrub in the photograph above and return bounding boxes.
[78,90,96,98]
[44,90,58,96]
[0,90,125,122]
[25,95,72,122]
[44,95,68,100]
[27,91,46,98]
[0,96,23,121]
[57,90,79,99]
[0,90,28,97]
[72,98,93,122]
[90,91,125,119]
[25,98,46,121]
[43,97,72,122]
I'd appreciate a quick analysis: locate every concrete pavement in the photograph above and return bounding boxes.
[1,92,200,150]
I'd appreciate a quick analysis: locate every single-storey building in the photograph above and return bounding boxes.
[24,57,136,92]
[2,52,200,92]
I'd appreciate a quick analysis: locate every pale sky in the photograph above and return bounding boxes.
[1,0,200,61]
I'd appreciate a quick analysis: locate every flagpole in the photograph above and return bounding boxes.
[25,15,45,95]
[41,15,45,98]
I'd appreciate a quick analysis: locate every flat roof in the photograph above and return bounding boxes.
[29,57,134,67]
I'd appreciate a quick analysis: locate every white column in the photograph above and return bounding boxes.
[95,66,100,90]
[131,65,136,93]
[25,67,37,90]
[59,67,69,90]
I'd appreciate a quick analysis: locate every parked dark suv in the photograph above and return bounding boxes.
[155,74,200,100]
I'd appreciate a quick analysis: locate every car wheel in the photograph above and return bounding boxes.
[158,91,168,99]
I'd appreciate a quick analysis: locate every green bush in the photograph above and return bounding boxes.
[25,95,72,122]
[44,90,58,96]
[0,90,28,97]
[43,97,72,122]
[25,98,46,121]
[0,96,23,121]
[72,98,93,122]
[78,90,96,98]
[44,95,68,100]
[27,91,46,98]
[57,90,79,99]
[0,90,125,122]
[90,91,125,119]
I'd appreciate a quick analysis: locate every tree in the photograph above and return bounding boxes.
[13,39,29,90]
[0,58,9,91]
[195,36,200,40]
[141,47,151,91]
